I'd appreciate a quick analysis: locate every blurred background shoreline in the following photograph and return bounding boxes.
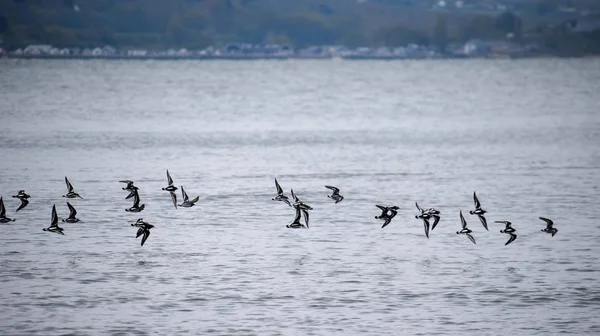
[1,0,600,59]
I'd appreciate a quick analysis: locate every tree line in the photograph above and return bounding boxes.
[0,0,598,55]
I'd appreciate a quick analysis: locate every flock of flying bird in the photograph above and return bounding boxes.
[0,172,201,246]
[271,178,559,245]
[0,173,559,247]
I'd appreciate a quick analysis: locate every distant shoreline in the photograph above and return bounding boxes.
[1,53,594,61]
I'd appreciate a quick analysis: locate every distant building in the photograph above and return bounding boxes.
[393,47,407,58]
[463,40,489,55]
[462,39,521,57]
[103,45,117,55]
[24,45,54,55]
[92,48,103,56]
[199,46,216,55]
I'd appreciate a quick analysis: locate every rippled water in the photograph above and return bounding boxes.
[1,58,599,335]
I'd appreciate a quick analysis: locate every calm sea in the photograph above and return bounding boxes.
[0,58,599,335]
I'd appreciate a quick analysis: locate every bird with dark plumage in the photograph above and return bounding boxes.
[469,192,488,231]
[497,221,517,245]
[539,217,558,237]
[325,185,344,204]
[457,210,476,244]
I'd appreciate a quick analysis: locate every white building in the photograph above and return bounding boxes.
[24,44,54,55]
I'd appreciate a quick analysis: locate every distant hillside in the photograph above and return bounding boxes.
[0,0,599,54]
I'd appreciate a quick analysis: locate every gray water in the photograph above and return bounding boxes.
[1,58,599,335]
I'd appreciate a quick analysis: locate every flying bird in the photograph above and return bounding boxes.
[497,221,517,246]
[125,189,145,212]
[287,206,307,229]
[62,202,80,223]
[539,217,558,237]
[469,192,488,231]
[12,190,30,212]
[132,221,154,246]
[12,190,31,212]
[415,203,431,238]
[43,205,65,235]
[162,170,178,209]
[63,176,83,199]
[375,205,399,229]
[178,186,199,208]
[457,210,476,244]
[162,170,178,192]
[325,185,344,204]
[272,178,291,206]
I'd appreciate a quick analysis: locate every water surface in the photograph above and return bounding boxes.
[1,58,599,335]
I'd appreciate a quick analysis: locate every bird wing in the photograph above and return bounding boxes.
[494,220,511,226]
[65,176,74,193]
[169,191,177,209]
[167,170,174,186]
[473,191,481,209]
[16,198,29,212]
[0,197,5,217]
[422,218,430,239]
[291,189,299,203]
[325,185,339,194]
[181,186,189,202]
[125,189,136,199]
[505,233,517,246]
[466,233,477,245]
[293,206,302,223]
[136,227,145,238]
[376,205,388,213]
[381,217,392,229]
[478,215,489,231]
[431,215,440,231]
[132,190,141,208]
[301,203,313,211]
[141,229,150,246]
[460,210,467,229]
[415,202,424,213]
[539,217,553,227]
[301,209,310,228]
[51,204,58,226]
[67,202,77,218]
[190,196,200,204]
[275,178,283,195]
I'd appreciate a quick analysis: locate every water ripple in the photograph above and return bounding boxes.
[1,58,599,335]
